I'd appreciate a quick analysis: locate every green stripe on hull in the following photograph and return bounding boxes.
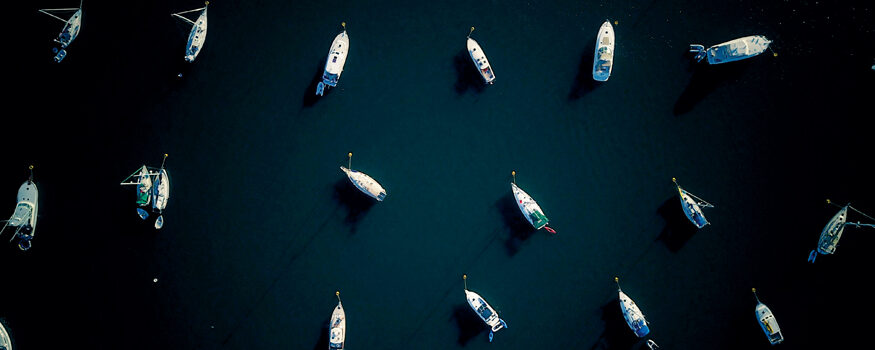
[137,191,150,205]
[530,211,549,229]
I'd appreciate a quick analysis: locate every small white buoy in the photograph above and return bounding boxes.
[177,73,183,78]
[153,278,158,283]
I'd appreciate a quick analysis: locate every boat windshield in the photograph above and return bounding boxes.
[476,303,494,319]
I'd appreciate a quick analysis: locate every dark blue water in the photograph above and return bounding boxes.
[2,0,874,349]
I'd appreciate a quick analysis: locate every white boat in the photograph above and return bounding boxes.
[592,20,615,81]
[463,275,507,342]
[120,155,169,228]
[672,178,713,229]
[0,320,11,350]
[39,1,83,63]
[615,277,650,338]
[808,200,875,263]
[752,288,783,345]
[689,35,772,65]
[317,23,349,96]
[466,27,495,84]
[510,172,555,233]
[329,291,346,350]
[171,2,209,63]
[340,153,386,201]
[151,155,170,229]
[1,167,38,251]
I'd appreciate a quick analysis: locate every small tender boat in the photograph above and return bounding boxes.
[615,277,650,338]
[466,27,495,84]
[171,2,209,63]
[672,178,713,229]
[808,200,875,263]
[752,288,784,345]
[340,153,386,201]
[1,166,38,251]
[317,22,349,96]
[592,20,615,81]
[463,275,507,342]
[510,171,555,233]
[0,319,11,350]
[329,291,346,350]
[689,35,772,65]
[39,1,83,63]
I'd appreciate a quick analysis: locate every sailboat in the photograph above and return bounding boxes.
[463,275,507,342]
[592,20,615,82]
[329,291,346,350]
[38,1,83,63]
[120,155,169,229]
[340,153,387,201]
[0,319,11,350]
[689,35,772,65]
[151,154,171,229]
[466,27,495,84]
[752,288,784,345]
[510,171,556,234]
[316,22,349,96]
[672,178,713,229]
[808,199,875,263]
[171,2,209,63]
[1,166,38,251]
[615,277,650,338]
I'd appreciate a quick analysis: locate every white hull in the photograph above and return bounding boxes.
[3,180,38,251]
[753,290,783,345]
[694,35,771,64]
[0,320,11,350]
[467,37,495,84]
[185,7,208,62]
[318,29,349,95]
[618,290,650,337]
[340,166,386,201]
[464,290,506,334]
[592,21,615,81]
[816,206,847,255]
[511,183,548,230]
[152,169,170,211]
[329,301,346,350]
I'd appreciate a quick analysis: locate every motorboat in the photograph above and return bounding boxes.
[0,319,11,350]
[317,23,349,96]
[808,200,875,263]
[615,277,650,338]
[511,171,555,233]
[592,20,615,81]
[467,27,495,84]
[463,275,507,342]
[340,153,386,201]
[38,1,83,62]
[752,288,783,345]
[672,178,713,228]
[689,35,772,64]
[329,291,346,350]
[171,2,209,63]
[1,166,38,251]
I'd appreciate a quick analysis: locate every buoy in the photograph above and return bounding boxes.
[512,170,516,184]
[773,52,778,57]
[178,73,183,78]
[153,278,158,283]
[468,27,475,38]
[672,177,676,182]
[29,165,34,170]
[463,274,468,290]
[342,22,346,29]
[614,276,619,283]
[827,199,831,204]
[614,20,618,25]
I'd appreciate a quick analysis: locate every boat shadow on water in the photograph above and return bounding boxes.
[494,192,537,256]
[588,299,646,350]
[310,318,330,350]
[453,50,486,95]
[451,303,488,346]
[568,41,603,100]
[655,197,698,252]
[673,59,751,116]
[332,178,375,233]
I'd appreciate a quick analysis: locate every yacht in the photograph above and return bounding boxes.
[467,27,495,84]
[511,171,555,233]
[689,35,772,64]
[38,1,83,62]
[463,275,507,342]
[317,23,349,96]
[592,20,615,81]
[340,153,386,201]
[672,178,713,228]
[329,291,346,350]
[171,2,209,63]
[752,288,783,345]
[615,277,650,338]
[1,167,38,251]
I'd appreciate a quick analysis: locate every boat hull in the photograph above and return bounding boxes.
[817,206,847,255]
[467,38,495,84]
[511,183,548,229]
[340,166,386,201]
[465,290,505,333]
[619,291,650,337]
[0,319,11,350]
[319,31,349,95]
[185,7,208,62]
[592,21,615,81]
[58,9,82,49]
[704,35,771,64]
[755,303,784,344]
[678,189,708,228]
[329,302,346,350]
[152,169,170,211]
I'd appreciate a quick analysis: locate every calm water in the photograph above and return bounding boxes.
[2,0,874,349]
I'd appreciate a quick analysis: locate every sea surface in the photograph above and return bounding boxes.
[2,0,874,349]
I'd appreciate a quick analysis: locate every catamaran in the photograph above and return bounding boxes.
[0,320,11,350]
[672,178,714,229]
[510,171,556,234]
[340,153,386,201]
[592,20,615,82]
[39,1,83,63]
[615,277,650,338]
[807,200,875,263]
[1,166,38,251]
[689,35,772,65]
[329,291,346,350]
[316,22,349,96]
[120,154,169,229]
[171,2,209,63]
[752,288,784,345]
[463,275,507,342]
[466,27,495,84]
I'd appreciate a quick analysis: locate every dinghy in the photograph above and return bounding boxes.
[340,153,386,201]
[39,1,83,62]
[466,27,495,84]
[317,23,349,96]
[615,277,650,338]
[808,200,875,263]
[672,178,713,229]
[511,171,555,233]
[1,166,38,251]
[689,35,772,65]
[0,320,11,350]
[752,288,784,345]
[171,2,209,63]
[592,20,615,81]
[329,291,346,350]
[463,275,507,342]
